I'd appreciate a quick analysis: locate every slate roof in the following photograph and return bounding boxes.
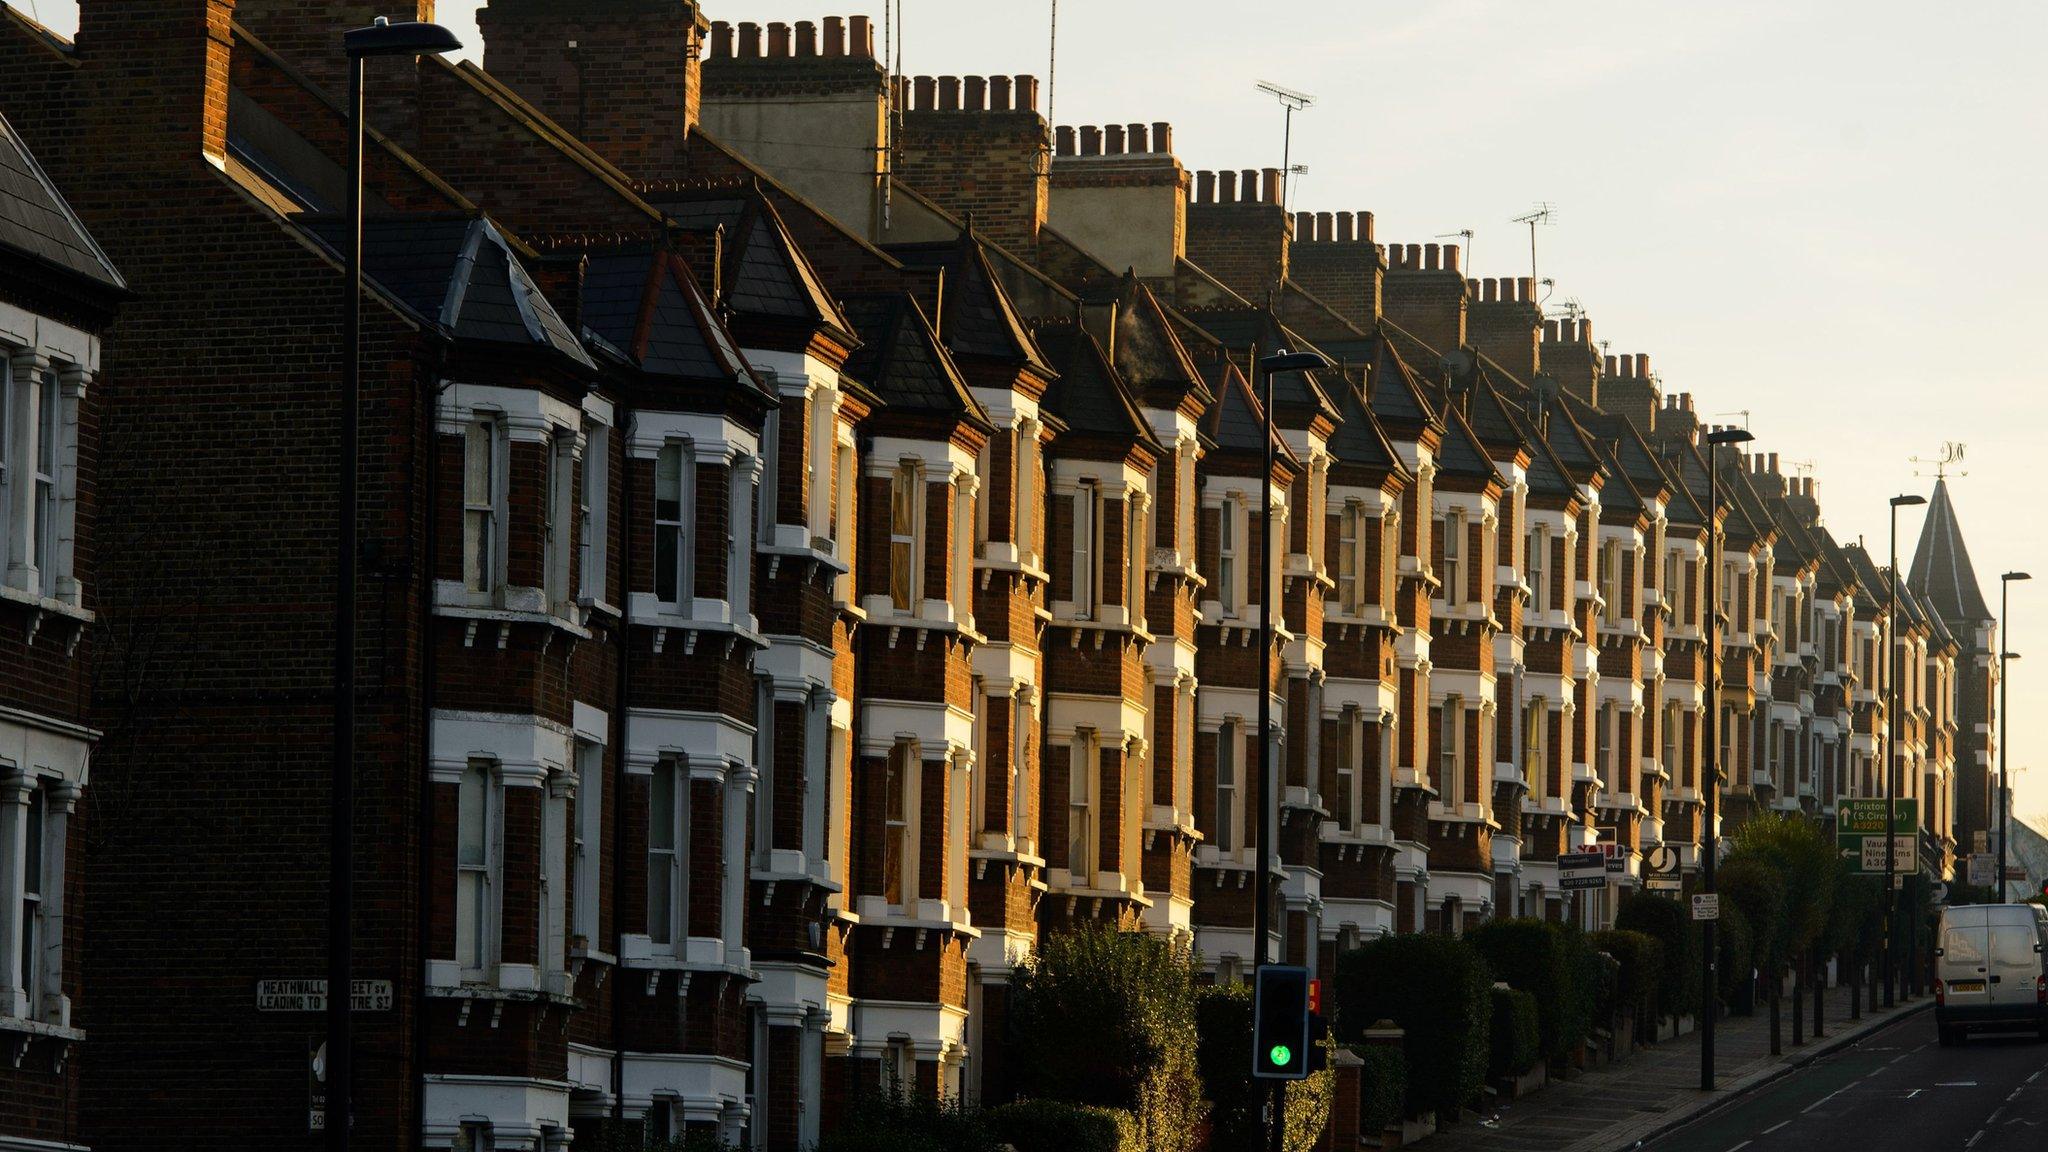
[1179,307,1339,426]
[1106,274,1214,410]
[576,246,770,400]
[889,229,1052,375]
[303,213,591,369]
[645,191,857,345]
[1435,398,1504,485]
[1327,376,1406,484]
[0,112,125,296]
[841,292,989,425]
[1367,337,1439,436]
[1033,323,1159,450]
[1908,478,1993,625]
[1201,359,1297,465]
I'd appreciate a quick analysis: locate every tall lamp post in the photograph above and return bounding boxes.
[334,18,461,1151]
[1883,493,1925,1008]
[1254,348,1330,1152]
[1700,425,1752,1091]
[1999,573,2030,898]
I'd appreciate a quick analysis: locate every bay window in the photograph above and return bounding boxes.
[1215,721,1239,852]
[1072,481,1098,619]
[456,761,499,979]
[1217,497,1239,614]
[1068,730,1096,881]
[1442,511,1464,607]
[463,418,504,597]
[654,443,694,608]
[889,462,922,612]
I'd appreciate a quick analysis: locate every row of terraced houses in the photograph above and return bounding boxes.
[0,1,2010,1150]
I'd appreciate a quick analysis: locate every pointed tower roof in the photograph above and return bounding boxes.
[1908,478,1993,625]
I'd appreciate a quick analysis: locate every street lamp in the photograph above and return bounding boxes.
[1883,493,1926,1008]
[1700,425,1752,1091]
[334,18,461,1152]
[1999,573,2030,899]
[1253,347,1329,1152]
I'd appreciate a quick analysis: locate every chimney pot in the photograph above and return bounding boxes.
[795,20,817,56]
[1605,355,1619,376]
[1080,126,1103,156]
[1197,170,1217,203]
[1485,278,1500,302]
[1237,169,1257,203]
[1360,211,1375,243]
[850,15,874,57]
[1128,123,1149,152]
[767,22,791,56]
[1518,277,1535,303]
[938,76,962,111]
[1262,168,1283,204]
[990,75,1014,110]
[963,75,986,111]
[1580,318,1593,345]
[1424,242,1440,270]
[1768,453,1779,474]
[822,16,845,57]
[738,21,763,57]
[1315,211,1334,242]
[1337,213,1356,242]
[1016,76,1040,111]
[1445,244,1460,272]
[1545,319,1561,341]
[1056,125,1077,156]
[1153,122,1174,153]
[712,20,734,57]
[1295,212,1314,240]
[1636,353,1650,378]
[1105,124,1126,153]
[914,75,936,110]
[1405,243,1422,268]
[1219,170,1239,204]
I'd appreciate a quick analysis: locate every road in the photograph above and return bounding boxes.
[1641,1013,2048,1152]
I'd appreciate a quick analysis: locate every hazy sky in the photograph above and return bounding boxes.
[36,2,2048,825]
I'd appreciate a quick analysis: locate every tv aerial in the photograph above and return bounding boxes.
[1256,80,1315,215]
[1437,228,1474,272]
[1511,203,1556,284]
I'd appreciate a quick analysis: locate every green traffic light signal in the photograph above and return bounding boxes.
[1268,1044,1292,1067]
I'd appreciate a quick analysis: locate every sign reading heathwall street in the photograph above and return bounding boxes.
[256,978,394,1013]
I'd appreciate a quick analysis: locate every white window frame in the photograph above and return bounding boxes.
[579,422,608,604]
[1073,481,1099,620]
[1525,701,1547,802]
[544,430,574,611]
[971,679,990,835]
[1127,494,1146,623]
[1381,510,1399,609]
[883,740,917,906]
[540,770,570,987]
[730,453,757,624]
[572,740,602,946]
[1215,720,1239,853]
[462,417,507,600]
[1440,698,1465,807]
[16,783,43,1020]
[646,756,689,950]
[30,370,55,598]
[1012,694,1035,853]
[1016,422,1041,568]
[0,360,11,576]
[1217,496,1239,615]
[889,461,923,613]
[1529,524,1550,614]
[1336,501,1361,614]
[1334,707,1359,832]
[655,443,696,610]
[1068,729,1097,883]
[1663,703,1682,785]
[1442,510,1464,608]
[456,760,502,981]
[1598,703,1619,795]
[952,476,974,625]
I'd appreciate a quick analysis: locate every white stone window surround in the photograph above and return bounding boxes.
[746,349,848,562]
[422,1073,573,1152]
[619,707,756,973]
[570,701,608,955]
[0,709,88,1032]
[1049,461,1151,629]
[1200,478,1284,626]
[577,397,614,613]
[968,385,1046,572]
[623,410,763,635]
[0,346,90,617]
[860,437,977,629]
[428,709,582,996]
[852,717,976,930]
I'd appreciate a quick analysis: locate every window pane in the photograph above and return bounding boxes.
[650,763,676,850]
[458,767,486,867]
[655,526,680,604]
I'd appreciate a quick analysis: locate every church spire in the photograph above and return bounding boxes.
[1907,477,1992,625]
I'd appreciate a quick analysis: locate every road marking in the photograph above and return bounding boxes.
[1891,1055,1910,1064]
[1987,1108,2005,1125]
[1938,1081,1979,1087]
[1763,1121,1790,1134]
[2010,1088,2025,1102]
[1906,1089,1924,1100]
[1723,1142,1752,1152]
[1802,1088,1846,1114]
[1966,1130,1984,1148]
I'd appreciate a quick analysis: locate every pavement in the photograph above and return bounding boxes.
[1417,982,1933,1152]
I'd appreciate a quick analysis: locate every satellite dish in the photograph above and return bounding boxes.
[1442,350,1473,376]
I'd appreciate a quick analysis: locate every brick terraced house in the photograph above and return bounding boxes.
[0,0,2000,1148]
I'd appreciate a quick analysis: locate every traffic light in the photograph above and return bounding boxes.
[1252,965,1312,1080]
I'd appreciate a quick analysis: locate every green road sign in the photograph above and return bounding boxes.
[1837,799,1920,874]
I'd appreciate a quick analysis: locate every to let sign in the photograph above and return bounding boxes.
[257,979,394,1014]
[1692,893,1720,921]
[1559,851,1607,891]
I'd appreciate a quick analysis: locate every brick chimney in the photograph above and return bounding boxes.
[1538,316,1600,407]
[478,0,710,177]
[893,72,1051,256]
[1381,241,1466,357]
[1465,276,1542,384]
[1048,121,1187,279]
[1288,210,1382,329]
[1183,168,1292,303]
[1600,352,1661,432]
[698,18,890,238]
[74,0,239,167]
[1652,391,1699,449]
[234,1,436,129]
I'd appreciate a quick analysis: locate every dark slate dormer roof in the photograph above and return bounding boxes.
[1201,359,1299,465]
[1510,404,1580,502]
[1530,393,1607,488]
[0,113,125,298]
[1327,376,1407,485]
[1367,337,1440,437]
[1108,274,1215,410]
[1034,323,1160,451]
[1843,544,1892,607]
[1459,372,1532,456]
[1595,416,1682,515]
[304,213,592,370]
[841,292,990,427]
[650,192,858,348]
[1180,307,1340,427]
[579,246,767,398]
[1908,478,1993,625]
[1436,399,1505,487]
[889,228,1053,376]
[1810,525,1859,599]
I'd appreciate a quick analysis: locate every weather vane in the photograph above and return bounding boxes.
[1910,442,1968,480]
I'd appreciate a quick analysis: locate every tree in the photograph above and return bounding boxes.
[1332,933,1492,1119]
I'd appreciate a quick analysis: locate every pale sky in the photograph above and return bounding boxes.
[37,1,2048,826]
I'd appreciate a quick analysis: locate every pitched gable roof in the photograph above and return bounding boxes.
[1908,478,1993,625]
[1034,323,1160,450]
[841,292,990,427]
[889,227,1053,375]
[0,112,124,297]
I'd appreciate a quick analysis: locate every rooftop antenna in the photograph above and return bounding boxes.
[1910,442,1968,480]
[1256,79,1315,217]
[1785,458,1817,478]
[1713,409,1752,429]
[1539,279,1558,307]
[1551,295,1583,320]
[1511,202,1555,287]
[1437,228,1474,275]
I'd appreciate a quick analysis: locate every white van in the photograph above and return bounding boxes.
[1935,903,2048,1046]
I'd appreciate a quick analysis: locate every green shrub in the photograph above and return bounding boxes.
[1590,929,1663,1022]
[1548,920,1602,1059]
[1616,892,1699,1019]
[1729,814,1840,967]
[1718,854,1789,976]
[814,1090,998,1152]
[1193,983,1258,1151]
[1351,1045,1406,1137]
[1487,987,1541,1079]
[1717,900,1755,1013]
[1333,933,1491,1118]
[1469,918,1574,1062]
[986,1099,1137,1152]
[1009,927,1202,1152]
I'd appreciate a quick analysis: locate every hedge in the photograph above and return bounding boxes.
[1487,987,1541,1080]
[1717,900,1755,1013]
[1469,918,1575,1062]
[1351,1045,1406,1137]
[986,1100,1138,1152]
[1193,984,1259,1151]
[1615,892,1699,1020]
[1548,921,1602,1061]
[815,1090,999,1152]
[1333,933,1491,1118]
[1590,929,1662,1022]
